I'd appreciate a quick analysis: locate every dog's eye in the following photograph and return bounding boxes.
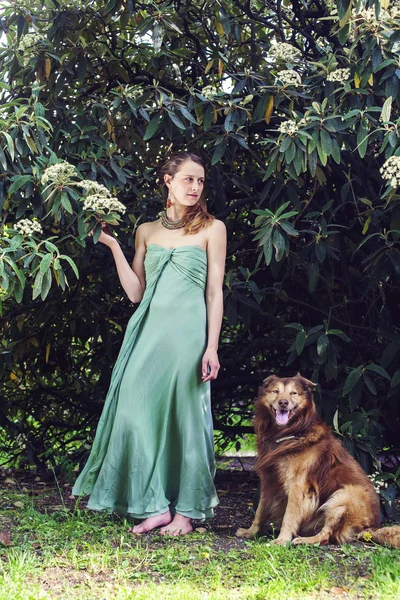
[273,389,279,394]
[290,391,297,395]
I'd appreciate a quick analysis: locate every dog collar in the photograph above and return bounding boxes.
[275,435,297,443]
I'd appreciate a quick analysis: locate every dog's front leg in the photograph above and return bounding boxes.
[236,490,268,539]
[272,485,316,546]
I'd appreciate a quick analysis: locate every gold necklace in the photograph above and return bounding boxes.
[161,210,187,230]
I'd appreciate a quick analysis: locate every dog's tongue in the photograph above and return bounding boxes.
[276,410,289,425]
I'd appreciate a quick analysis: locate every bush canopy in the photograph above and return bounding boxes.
[0,0,399,487]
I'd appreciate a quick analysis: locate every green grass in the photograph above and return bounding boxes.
[1,486,400,599]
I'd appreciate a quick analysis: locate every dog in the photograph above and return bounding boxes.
[236,374,400,548]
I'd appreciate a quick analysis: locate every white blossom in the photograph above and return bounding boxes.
[17,33,43,55]
[41,162,77,186]
[278,120,298,135]
[276,70,302,87]
[79,180,110,196]
[389,0,400,18]
[83,194,126,215]
[380,156,400,188]
[327,68,351,82]
[201,85,219,100]
[270,43,301,62]
[15,218,43,237]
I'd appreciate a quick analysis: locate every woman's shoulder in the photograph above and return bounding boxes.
[207,218,226,236]
[136,220,161,237]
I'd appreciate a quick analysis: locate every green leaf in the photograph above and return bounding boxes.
[2,132,15,161]
[365,364,391,380]
[317,334,329,357]
[391,369,400,388]
[8,175,33,194]
[308,149,318,177]
[296,330,306,355]
[280,136,292,153]
[279,221,298,236]
[327,329,350,342]
[307,262,319,293]
[211,139,227,165]
[337,0,351,26]
[320,129,332,157]
[315,242,326,263]
[272,228,286,262]
[179,106,198,125]
[59,255,79,279]
[274,202,291,217]
[143,113,162,140]
[61,192,73,214]
[39,253,53,274]
[284,323,303,331]
[381,96,392,123]
[357,118,369,159]
[32,271,43,300]
[41,269,52,300]
[363,373,377,395]
[343,365,363,396]
[285,140,296,164]
[168,111,185,130]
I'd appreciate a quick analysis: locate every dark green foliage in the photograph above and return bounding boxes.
[0,0,399,477]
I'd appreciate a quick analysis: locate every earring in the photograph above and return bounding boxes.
[166,195,172,208]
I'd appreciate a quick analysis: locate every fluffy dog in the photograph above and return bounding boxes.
[236,374,400,547]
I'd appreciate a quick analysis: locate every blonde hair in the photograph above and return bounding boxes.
[158,151,214,235]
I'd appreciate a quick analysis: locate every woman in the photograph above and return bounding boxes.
[72,151,227,536]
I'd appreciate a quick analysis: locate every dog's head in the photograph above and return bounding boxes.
[258,374,316,427]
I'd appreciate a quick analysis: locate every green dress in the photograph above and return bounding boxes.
[72,244,219,520]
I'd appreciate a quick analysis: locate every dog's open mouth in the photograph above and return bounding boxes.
[274,408,293,425]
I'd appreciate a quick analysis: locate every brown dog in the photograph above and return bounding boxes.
[236,374,400,547]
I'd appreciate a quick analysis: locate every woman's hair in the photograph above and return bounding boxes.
[158,151,214,235]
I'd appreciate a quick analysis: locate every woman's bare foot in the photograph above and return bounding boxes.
[128,510,172,534]
[159,513,193,536]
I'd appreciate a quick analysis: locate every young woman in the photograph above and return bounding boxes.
[72,151,227,536]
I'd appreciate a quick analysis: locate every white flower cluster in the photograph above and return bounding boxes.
[368,471,388,494]
[79,180,110,195]
[389,0,400,18]
[82,183,126,215]
[15,218,43,237]
[380,156,400,188]
[201,85,219,100]
[278,120,298,135]
[327,68,351,82]
[41,162,77,186]
[276,70,302,87]
[17,33,43,55]
[124,84,144,99]
[270,43,301,62]
[352,7,378,22]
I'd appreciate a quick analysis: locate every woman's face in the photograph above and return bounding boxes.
[165,159,205,207]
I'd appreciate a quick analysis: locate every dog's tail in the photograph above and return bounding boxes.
[357,525,400,548]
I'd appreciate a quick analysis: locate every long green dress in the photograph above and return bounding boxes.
[72,244,219,520]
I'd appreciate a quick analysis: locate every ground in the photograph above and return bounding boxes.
[0,459,399,600]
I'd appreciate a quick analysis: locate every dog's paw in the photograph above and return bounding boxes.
[235,527,256,539]
[270,537,292,547]
[292,536,306,545]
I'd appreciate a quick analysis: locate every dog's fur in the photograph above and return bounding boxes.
[236,374,400,547]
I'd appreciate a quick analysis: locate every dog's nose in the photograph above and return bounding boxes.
[278,399,289,408]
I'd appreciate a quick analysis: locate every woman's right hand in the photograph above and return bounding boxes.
[96,222,119,249]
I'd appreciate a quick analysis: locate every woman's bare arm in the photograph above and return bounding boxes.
[98,223,147,303]
[202,219,227,382]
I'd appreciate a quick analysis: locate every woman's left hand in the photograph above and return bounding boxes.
[201,348,220,382]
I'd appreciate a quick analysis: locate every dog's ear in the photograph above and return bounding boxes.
[295,372,317,388]
[262,375,278,387]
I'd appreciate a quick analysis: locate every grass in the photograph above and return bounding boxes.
[1,480,400,599]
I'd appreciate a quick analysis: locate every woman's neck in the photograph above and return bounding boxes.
[166,205,186,222]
